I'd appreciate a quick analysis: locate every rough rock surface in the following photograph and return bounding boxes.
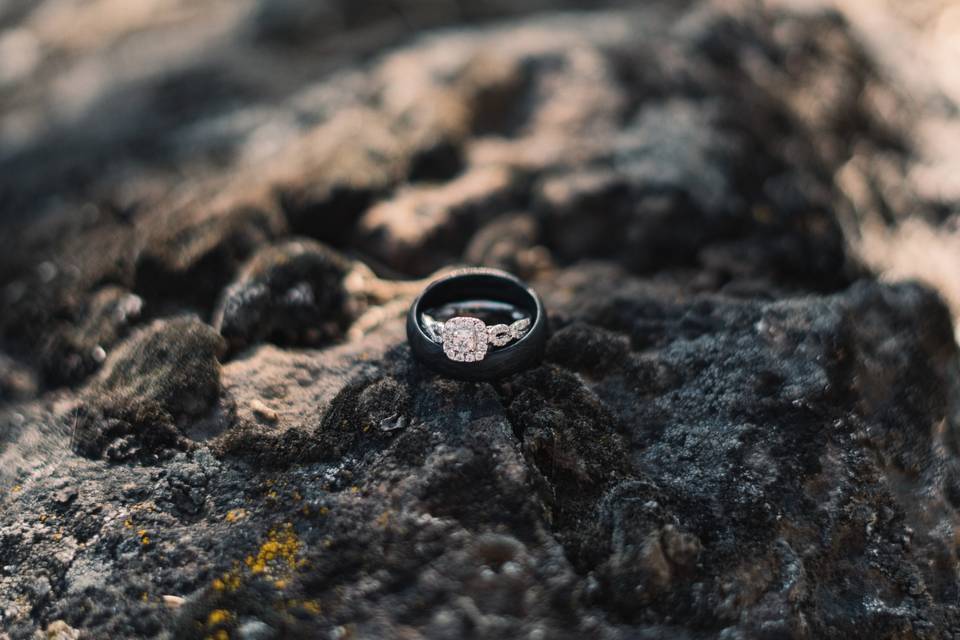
[2,1,960,639]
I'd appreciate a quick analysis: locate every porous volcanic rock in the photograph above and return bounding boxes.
[1,2,960,640]
[72,317,227,462]
[213,239,353,354]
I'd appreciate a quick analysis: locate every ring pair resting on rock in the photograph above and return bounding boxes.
[406,269,547,381]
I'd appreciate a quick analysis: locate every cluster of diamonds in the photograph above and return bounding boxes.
[441,317,488,362]
[440,317,531,362]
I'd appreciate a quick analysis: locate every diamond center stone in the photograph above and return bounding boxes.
[442,317,487,362]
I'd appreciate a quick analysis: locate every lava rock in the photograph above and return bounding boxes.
[0,353,37,402]
[464,212,552,278]
[212,239,353,353]
[73,317,226,461]
[0,217,140,391]
[39,286,144,387]
[134,203,286,317]
[356,166,517,275]
[1,2,959,639]
[274,109,409,246]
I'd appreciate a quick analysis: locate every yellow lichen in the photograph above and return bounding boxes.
[212,568,243,592]
[203,602,234,638]
[249,524,301,575]
[211,524,303,599]
[225,509,246,523]
[207,609,231,625]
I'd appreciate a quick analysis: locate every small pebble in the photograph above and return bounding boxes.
[250,400,278,423]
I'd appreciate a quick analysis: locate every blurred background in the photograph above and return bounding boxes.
[0,0,636,222]
[0,0,959,399]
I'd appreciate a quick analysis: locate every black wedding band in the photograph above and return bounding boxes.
[406,268,548,381]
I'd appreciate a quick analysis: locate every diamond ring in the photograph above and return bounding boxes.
[406,269,548,380]
[428,316,532,362]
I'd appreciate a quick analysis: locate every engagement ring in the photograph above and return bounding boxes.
[406,269,548,380]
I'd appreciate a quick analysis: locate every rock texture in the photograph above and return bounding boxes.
[2,1,960,639]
